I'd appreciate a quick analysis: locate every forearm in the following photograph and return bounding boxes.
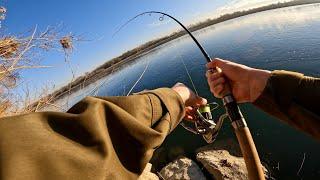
[253,70,320,139]
[294,76,320,116]
[0,88,185,179]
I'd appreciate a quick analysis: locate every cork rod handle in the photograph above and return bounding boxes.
[235,127,265,180]
[215,67,265,180]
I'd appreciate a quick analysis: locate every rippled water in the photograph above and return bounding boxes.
[61,4,320,179]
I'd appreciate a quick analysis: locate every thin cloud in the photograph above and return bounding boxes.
[188,0,290,24]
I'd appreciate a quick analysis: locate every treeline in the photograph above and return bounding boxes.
[49,30,189,100]
[189,0,320,31]
[49,0,320,101]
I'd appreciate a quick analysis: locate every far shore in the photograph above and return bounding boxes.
[34,0,320,108]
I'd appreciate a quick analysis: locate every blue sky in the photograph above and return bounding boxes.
[1,0,281,95]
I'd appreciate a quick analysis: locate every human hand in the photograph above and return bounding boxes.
[171,83,207,121]
[206,58,271,103]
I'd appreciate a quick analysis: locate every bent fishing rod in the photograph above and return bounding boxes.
[115,11,265,180]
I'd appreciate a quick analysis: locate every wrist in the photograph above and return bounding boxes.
[248,68,271,102]
[171,86,189,104]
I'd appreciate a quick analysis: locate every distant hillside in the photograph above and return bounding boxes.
[46,0,320,103]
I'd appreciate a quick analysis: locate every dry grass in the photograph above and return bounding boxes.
[60,36,73,50]
[3,88,62,117]
[0,99,11,117]
[0,36,21,94]
[0,7,80,117]
[0,6,6,21]
[18,85,65,114]
[0,37,20,59]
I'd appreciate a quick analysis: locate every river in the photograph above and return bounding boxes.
[58,4,320,179]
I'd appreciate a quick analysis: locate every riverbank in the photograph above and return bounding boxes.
[37,0,320,108]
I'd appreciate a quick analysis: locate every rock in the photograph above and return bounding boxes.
[159,156,206,180]
[196,139,269,180]
[197,149,248,180]
[168,146,185,160]
[197,138,243,157]
[138,163,159,180]
[150,146,186,172]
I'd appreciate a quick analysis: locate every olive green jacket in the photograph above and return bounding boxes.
[0,71,319,180]
[0,88,185,180]
[254,70,320,139]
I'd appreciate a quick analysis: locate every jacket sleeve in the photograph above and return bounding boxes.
[253,70,320,139]
[0,88,185,180]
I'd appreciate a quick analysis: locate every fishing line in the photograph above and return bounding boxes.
[87,11,212,98]
[57,11,212,109]
[174,43,199,96]
[126,60,150,96]
[180,57,198,95]
[86,59,150,97]
[88,66,117,96]
[66,12,215,111]
[112,10,214,95]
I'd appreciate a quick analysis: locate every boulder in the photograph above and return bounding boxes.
[138,163,159,180]
[159,156,206,180]
[150,146,186,172]
[197,149,248,180]
[196,139,269,180]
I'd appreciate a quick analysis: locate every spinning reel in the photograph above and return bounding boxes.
[181,102,228,143]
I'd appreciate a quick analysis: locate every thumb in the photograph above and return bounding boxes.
[206,58,226,69]
[195,96,207,106]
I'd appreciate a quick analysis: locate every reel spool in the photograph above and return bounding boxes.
[181,102,228,143]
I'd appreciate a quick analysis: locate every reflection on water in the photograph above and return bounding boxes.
[59,4,320,179]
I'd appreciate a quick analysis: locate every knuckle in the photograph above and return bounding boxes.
[209,75,217,81]
[212,78,224,87]
[210,87,215,94]
[209,81,215,88]
[213,92,221,98]
[215,84,223,93]
[213,72,222,78]
[217,77,225,83]
[212,80,219,87]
